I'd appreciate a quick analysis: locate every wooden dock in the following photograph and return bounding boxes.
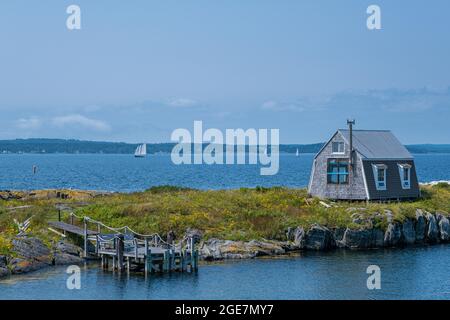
[48,221,98,236]
[49,213,198,275]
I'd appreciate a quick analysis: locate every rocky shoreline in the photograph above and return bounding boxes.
[1,208,449,279]
[198,209,449,260]
[0,237,84,279]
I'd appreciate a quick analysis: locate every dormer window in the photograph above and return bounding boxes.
[372,164,387,191]
[332,141,345,154]
[398,163,411,189]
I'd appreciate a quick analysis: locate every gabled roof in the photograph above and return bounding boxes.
[338,129,413,159]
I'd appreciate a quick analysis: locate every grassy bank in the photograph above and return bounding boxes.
[0,184,449,254]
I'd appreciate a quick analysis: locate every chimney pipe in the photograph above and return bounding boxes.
[347,119,355,167]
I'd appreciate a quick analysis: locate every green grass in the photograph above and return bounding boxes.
[0,185,448,244]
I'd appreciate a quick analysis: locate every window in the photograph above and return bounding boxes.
[372,164,387,191]
[332,142,345,154]
[327,159,349,184]
[398,163,411,189]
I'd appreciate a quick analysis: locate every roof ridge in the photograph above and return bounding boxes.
[338,129,391,132]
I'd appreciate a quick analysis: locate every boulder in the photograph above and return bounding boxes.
[333,228,346,245]
[200,238,225,260]
[215,240,259,260]
[0,267,9,278]
[372,228,385,247]
[305,225,335,250]
[0,255,7,268]
[55,240,82,257]
[9,257,49,274]
[12,237,52,265]
[415,209,426,243]
[384,223,402,247]
[199,238,287,260]
[185,228,203,244]
[402,219,416,245]
[246,240,285,257]
[340,228,384,249]
[286,227,295,241]
[437,215,450,242]
[341,228,372,249]
[53,252,84,265]
[384,210,394,223]
[286,227,305,248]
[425,212,439,243]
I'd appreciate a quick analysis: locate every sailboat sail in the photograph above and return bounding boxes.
[134,144,147,157]
[296,148,299,157]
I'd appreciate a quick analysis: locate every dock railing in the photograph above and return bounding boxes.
[62,212,198,274]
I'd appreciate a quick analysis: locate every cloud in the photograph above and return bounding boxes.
[51,114,111,131]
[261,100,278,110]
[261,87,450,114]
[261,100,306,112]
[166,98,198,108]
[15,117,42,129]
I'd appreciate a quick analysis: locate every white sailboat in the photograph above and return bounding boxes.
[296,148,299,157]
[134,143,147,158]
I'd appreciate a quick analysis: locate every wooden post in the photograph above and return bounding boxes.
[169,249,175,272]
[116,234,124,272]
[181,250,186,272]
[96,235,99,254]
[83,218,88,257]
[193,250,199,273]
[58,209,61,222]
[144,238,151,275]
[70,214,74,225]
[163,250,169,272]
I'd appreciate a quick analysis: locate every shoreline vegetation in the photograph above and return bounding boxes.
[0,182,449,278]
[1,138,450,154]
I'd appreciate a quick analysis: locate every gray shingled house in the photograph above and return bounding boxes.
[308,122,420,200]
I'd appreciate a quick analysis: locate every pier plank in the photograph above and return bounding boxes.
[48,221,98,236]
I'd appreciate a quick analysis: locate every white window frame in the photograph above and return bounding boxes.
[372,164,387,191]
[398,163,411,189]
[331,141,345,154]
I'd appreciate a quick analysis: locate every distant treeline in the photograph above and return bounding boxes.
[0,139,448,154]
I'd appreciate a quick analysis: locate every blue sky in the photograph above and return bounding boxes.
[0,0,449,144]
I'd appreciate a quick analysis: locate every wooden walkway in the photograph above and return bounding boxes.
[48,221,98,236]
[49,213,198,275]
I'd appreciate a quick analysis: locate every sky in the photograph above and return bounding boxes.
[0,0,449,144]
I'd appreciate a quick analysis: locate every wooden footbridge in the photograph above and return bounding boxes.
[49,213,198,275]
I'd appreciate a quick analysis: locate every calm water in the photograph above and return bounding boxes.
[0,153,449,191]
[2,245,450,300]
[1,153,450,300]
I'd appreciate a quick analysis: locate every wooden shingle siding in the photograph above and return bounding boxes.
[362,160,420,200]
[308,132,367,200]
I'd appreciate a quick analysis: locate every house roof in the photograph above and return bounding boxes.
[338,129,413,159]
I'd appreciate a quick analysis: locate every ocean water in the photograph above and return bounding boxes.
[1,153,450,300]
[2,245,450,300]
[0,153,449,192]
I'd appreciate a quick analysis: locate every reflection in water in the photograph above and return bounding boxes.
[1,245,450,300]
